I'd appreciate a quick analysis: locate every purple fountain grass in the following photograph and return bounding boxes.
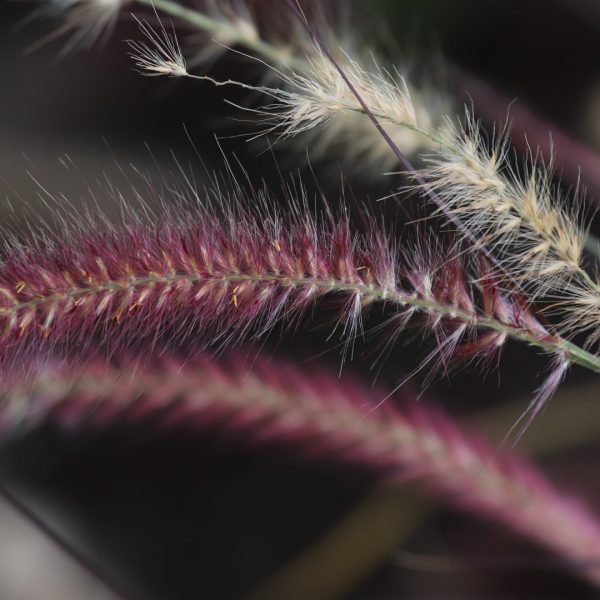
[12,1,600,596]
[0,195,593,394]
[3,352,600,588]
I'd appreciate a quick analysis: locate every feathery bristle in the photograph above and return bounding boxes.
[4,352,600,588]
[243,48,435,156]
[561,277,600,349]
[417,114,584,286]
[128,17,187,77]
[268,46,449,175]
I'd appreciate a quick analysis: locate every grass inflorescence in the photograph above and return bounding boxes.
[11,1,600,594]
[4,352,600,587]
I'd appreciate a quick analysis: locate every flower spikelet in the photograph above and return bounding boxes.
[128,17,187,77]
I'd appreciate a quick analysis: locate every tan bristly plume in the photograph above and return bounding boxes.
[413,112,600,347]
[128,16,187,77]
[124,1,449,173]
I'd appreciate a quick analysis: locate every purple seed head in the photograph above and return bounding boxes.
[4,351,600,587]
[0,194,564,408]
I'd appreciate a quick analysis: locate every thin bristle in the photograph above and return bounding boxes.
[128,17,187,77]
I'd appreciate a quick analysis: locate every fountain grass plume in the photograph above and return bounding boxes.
[34,0,447,171]
[0,180,597,421]
[4,351,600,588]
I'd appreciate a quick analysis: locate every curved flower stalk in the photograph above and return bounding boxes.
[4,353,600,588]
[0,194,598,413]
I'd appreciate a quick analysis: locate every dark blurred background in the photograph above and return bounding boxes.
[2,1,600,598]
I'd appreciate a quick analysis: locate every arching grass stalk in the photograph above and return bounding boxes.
[5,353,600,589]
[0,191,598,435]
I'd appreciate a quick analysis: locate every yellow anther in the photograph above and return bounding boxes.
[231,284,240,308]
